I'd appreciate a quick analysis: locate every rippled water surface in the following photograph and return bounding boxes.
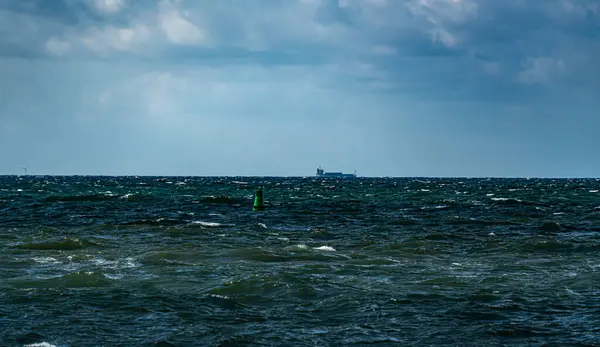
[2,176,600,346]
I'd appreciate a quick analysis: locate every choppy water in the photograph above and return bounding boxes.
[2,176,600,346]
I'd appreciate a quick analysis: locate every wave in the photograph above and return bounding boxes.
[191,221,223,227]
[490,197,526,205]
[447,217,521,226]
[42,194,117,203]
[313,245,336,252]
[121,218,184,227]
[11,271,113,288]
[197,196,248,205]
[21,238,100,250]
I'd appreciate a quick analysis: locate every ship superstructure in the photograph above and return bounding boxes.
[316,167,356,178]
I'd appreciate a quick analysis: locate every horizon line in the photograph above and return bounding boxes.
[1,174,599,179]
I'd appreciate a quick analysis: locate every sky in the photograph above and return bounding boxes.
[0,0,599,177]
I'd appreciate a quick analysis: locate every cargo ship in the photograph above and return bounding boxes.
[316,167,357,178]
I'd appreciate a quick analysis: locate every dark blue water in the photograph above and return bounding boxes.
[2,176,600,346]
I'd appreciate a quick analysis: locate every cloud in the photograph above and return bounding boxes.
[91,0,126,14]
[79,24,152,54]
[0,0,597,99]
[517,57,565,85]
[45,37,71,56]
[0,0,599,176]
[372,45,397,56]
[406,0,478,47]
[157,0,205,45]
[482,61,500,76]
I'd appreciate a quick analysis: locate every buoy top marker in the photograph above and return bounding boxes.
[253,187,265,211]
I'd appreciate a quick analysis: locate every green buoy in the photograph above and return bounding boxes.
[253,187,265,211]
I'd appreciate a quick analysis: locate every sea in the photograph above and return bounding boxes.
[1,175,600,346]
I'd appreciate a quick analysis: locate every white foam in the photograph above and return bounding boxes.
[205,293,230,299]
[258,223,267,229]
[91,257,137,269]
[32,257,60,264]
[192,221,223,227]
[421,205,447,210]
[104,273,124,280]
[24,343,57,347]
[286,244,308,251]
[565,288,581,296]
[314,245,336,252]
[491,197,522,202]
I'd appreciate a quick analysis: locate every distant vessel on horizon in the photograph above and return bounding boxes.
[316,166,357,178]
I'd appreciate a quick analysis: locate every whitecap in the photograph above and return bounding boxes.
[92,258,116,267]
[104,273,124,280]
[32,257,60,264]
[205,293,231,299]
[491,197,523,202]
[421,205,447,210]
[286,244,309,251]
[192,221,223,227]
[565,288,580,296]
[24,343,58,347]
[258,223,267,229]
[314,245,336,252]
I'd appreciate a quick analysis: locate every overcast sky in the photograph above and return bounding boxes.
[0,0,598,177]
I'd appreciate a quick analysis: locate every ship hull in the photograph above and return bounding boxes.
[316,167,356,178]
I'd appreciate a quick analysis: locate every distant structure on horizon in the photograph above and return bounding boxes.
[316,166,357,178]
